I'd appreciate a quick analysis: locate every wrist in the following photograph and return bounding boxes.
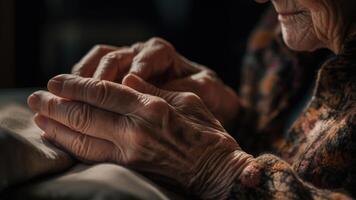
[189,149,255,199]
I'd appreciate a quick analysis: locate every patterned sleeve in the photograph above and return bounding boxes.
[228,154,353,200]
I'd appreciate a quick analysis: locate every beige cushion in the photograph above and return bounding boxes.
[8,164,170,200]
[0,103,74,190]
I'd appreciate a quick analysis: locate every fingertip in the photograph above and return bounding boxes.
[48,74,88,97]
[27,92,41,111]
[48,74,76,94]
[122,73,143,88]
[50,74,76,81]
[122,73,155,95]
[47,80,63,95]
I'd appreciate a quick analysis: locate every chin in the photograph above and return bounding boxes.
[281,24,324,52]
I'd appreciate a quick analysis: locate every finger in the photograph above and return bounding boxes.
[93,48,135,82]
[124,71,207,105]
[161,76,201,94]
[162,70,218,92]
[34,114,118,162]
[122,74,209,122]
[47,74,144,115]
[28,91,121,141]
[122,74,176,104]
[129,38,177,80]
[72,45,119,77]
[162,72,237,113]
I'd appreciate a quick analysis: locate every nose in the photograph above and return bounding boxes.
[255,0,270,3]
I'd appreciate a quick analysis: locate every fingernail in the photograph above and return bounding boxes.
[122,73,141,88]
[27,93,41,111]
[48,79,63,94]
[34,115,48,131]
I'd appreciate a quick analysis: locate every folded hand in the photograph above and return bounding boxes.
[71,37,240,126]
[28,74,253,199]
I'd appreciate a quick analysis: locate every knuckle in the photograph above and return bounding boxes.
[147,96,168,109]
[67,103,92,133]
[198,77,214,96]
[145,96,169,117]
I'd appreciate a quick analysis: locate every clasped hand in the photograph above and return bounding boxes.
[27,38,253,199]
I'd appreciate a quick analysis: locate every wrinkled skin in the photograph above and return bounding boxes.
[27,0,356,199]
[258,0,356,52]
[27,74,253,199]
[71,38,240,127]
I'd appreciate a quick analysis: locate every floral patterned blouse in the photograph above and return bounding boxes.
[228,8,356,199]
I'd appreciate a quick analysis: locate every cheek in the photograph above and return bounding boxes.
[280,15,323,51]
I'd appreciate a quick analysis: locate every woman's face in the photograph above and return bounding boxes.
[271,0,322,51]
[256,0,355,52]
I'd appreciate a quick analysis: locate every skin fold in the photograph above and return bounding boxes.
[27,0,356,199]
[270,0,356,52]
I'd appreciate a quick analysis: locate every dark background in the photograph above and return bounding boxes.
[0,0,268,89]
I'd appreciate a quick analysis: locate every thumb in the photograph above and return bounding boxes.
[122,74,176,103]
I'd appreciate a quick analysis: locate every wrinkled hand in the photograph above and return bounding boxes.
[71,37,240,126]
[28,74,253,199]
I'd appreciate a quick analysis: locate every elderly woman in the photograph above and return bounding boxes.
[27,0,356,199]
